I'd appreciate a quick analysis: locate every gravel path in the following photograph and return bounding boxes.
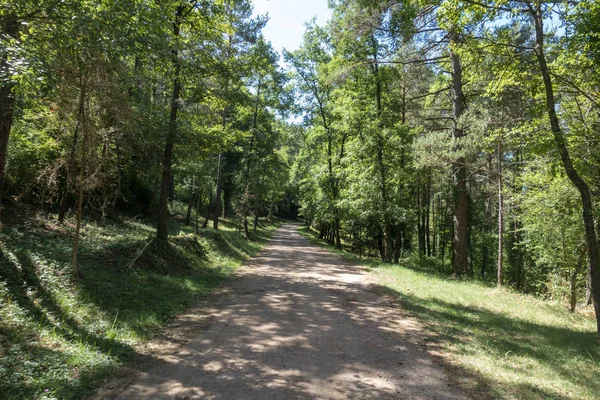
[98,224,469,400]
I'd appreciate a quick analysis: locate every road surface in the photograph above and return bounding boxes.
[98,224,468,400]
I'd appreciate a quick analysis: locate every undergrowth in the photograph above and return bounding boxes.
[299,226,600,400]
[0,212,277,399]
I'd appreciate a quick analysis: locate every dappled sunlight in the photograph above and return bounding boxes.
[0,214,277,398]
[105,224,467,400]
[373,266,600,399]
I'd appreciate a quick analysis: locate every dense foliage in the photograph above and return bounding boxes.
[287,0,600,331]
[1,0,599,341]
[0,0,296,257]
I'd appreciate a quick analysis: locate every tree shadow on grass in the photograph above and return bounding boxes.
[1,324,77,398]
[0,249,138,399]
[376,285,600,399]
[0,218,276,399]
[73,223,278,343]
[198,224,273,261]
[0,224,241,398]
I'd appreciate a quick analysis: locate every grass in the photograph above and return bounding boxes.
[299,226,600,400]
[0,210,277,400]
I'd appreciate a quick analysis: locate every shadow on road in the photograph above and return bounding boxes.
[104,224,467,400]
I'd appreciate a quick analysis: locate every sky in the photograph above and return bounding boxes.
[251,0,332,58]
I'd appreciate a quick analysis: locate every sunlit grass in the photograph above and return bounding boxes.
[374,265,599,400]
[0,213,277,399]
[299,226,600,400]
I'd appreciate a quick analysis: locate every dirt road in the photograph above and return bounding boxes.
[99,224,468,399]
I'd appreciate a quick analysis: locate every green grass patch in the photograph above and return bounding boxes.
[0,213,277,399]
[298,226,600,400]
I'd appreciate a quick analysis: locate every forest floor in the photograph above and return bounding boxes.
[4,215,597,400]
[299,228,600,400]
[0,207,277,399]
[92,223,468,400]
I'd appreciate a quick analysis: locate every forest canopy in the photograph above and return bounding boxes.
[1,0,600,333]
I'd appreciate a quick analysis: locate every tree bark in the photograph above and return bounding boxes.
[223,177,232,218]
[334,216,342,249]
[157,6,184,241]
[588,261,593,306]
[0,15,19,200]
[213,153,223,230]
[202,182,212,229]
[370,36,392,262]
[394,222,405,263]
[482,153,493,279]
[195,186,203,233]
[530,4,600,331]
[570,250,587,313]
[497,139,504,287]
[378,228,385,262]
[243,215,249,240]
[570,268,578,313]
[59,74,86,222]
[108,141,123,219]
[426,172,431,257]
[417,181,424,254]
[509,150,524,290]
[185,178,195,226]
[71,87,88,276]
[168,169,175,205]
[449,30,469,276]
[432,185,437,257]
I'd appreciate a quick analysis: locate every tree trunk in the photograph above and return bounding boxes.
[371,38,392,262]
[449,30,469,276]
[440,186,450,263]
[432,189,437,257]
[330,227,336,245]
[213,153,223,230]
[531,5,600,331]
[423,170,431,257]
[108,141,123,219]
[244,216,249,240]
[468,212,474,276]
[482,155,492,279]
[509,150,524,289]
[168,169,175,205]
[570,250,587,313]
[588,261,593,305]
[195,186,204,233]
[417,182,424,254]
[202,182,212,229]
[59,76,86,222]
[497,139,504,287]
[157,140,175,240]
[185,178,195,226]
[71,145,86,275]
[510,206,524,290]
[569,268,578,313]
[453,161,469,276]
[377,228,385,262]
[394,223,404,263]
[0,15,19,200]
[223,178,232,218]
[157,6,183,242]
[71,88,88,276]
[334,216,342,249]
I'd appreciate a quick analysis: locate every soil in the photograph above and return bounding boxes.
[92,224,469,400]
